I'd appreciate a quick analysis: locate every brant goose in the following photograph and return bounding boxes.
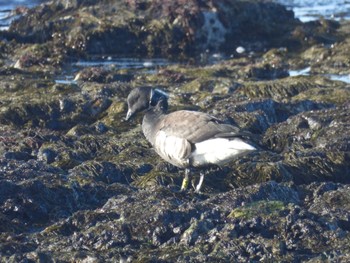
[126,87,256,192]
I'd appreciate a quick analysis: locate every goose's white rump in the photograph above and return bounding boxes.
[190,138,256,167]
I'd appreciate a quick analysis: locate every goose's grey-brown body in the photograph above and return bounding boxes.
[126,87,256,192]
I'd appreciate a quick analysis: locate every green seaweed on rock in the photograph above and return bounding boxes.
[228,200,287,219]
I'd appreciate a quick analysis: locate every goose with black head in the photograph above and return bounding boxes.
[126,87,256,192]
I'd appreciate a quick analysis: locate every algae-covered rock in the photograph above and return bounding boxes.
[6,0,301,59]
[1,0,350,261]
[237,75,347,102]
[294,20,350,75]
[2,181,349,262]
[261,105,350,184]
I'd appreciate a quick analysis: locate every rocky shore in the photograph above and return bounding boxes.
[0,0,349,262]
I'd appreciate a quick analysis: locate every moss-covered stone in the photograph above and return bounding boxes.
[228,200,287,219]
[1,1,350,262]
[5,0,303,59]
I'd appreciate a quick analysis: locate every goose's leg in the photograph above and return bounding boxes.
[181,168,191,191]
[195,172,205,193]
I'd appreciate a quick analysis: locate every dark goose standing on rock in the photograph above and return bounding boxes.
[125,87,256,192]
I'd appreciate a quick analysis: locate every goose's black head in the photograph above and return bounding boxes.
[125,87,169,121]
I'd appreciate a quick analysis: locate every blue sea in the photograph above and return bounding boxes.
[275,0,350,22]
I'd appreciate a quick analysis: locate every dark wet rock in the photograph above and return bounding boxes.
[0,71,118,130]
[260,106,350,184]
[263,105,350,152]
[245,64,289,80]
[37,147,57,164]
[237,75,347,102]
[209,97,333,134]
[1,182,349,262]
[290,18,340,48]
[2,0,343,70]
[1,1,350,261]
[307,38,350,75]
[5,0,302,59]
[0,156,133,235]
[74,67,116,83]
[288,19,350,75]
[3,151,35,161]
[69,161,132,185]
[13,43,62,70]
[94,121,108,133]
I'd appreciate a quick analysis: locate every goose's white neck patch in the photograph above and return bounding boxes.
[154,88,169,98]
[150,88,169,102]
[190,138,255,167]
[149,89,170,107]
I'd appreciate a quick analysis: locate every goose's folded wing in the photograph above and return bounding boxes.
[157,110,243,143]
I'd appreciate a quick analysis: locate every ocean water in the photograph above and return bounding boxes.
[275,0,350,22]
[55,58,173,84]
[289,67,350,84]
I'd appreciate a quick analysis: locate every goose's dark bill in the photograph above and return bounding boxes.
[125,87,256,192]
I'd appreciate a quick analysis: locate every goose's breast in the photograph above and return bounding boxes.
[153,131,192,168]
